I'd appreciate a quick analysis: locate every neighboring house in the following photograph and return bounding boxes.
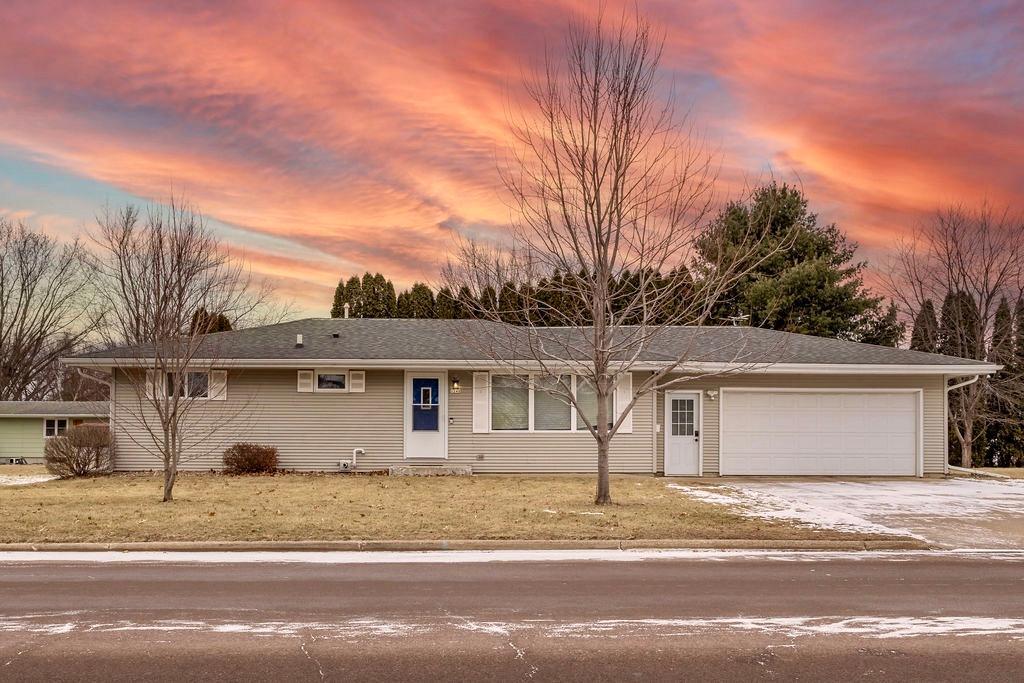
[63,319,998,477]
[0,401,110,465]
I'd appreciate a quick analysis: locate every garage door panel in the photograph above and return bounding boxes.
[721,390,919,476]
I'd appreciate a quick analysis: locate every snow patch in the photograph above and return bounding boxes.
[668,483,919,538]
[0,474,57,487]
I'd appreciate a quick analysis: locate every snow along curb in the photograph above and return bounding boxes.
[0,538,930,552]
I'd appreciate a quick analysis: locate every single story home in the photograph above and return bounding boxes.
[63,319,997,477]
[0,401,110,465]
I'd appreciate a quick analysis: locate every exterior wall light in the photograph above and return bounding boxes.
[450,376,462,393]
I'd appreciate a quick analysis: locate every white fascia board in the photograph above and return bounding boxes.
[61,357,1000,375]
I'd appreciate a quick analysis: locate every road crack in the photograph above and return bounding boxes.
[300,638,325,681]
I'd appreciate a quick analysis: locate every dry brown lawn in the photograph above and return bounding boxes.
[0,464,48,476]
[0,473,896,543]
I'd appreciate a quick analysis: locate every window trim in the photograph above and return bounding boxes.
[313,368,349,393]
[488,372,614,434]
[43,418,68,438]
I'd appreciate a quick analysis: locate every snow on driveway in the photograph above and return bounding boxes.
[669,478,1024,548]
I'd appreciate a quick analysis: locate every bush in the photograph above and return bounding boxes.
[223,443,279,474]
[44,424,113,477]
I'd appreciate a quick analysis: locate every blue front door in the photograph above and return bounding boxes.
[412,377,440,432]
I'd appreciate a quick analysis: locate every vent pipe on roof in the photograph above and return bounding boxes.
[343,302,350,319]
[295,334,304,348]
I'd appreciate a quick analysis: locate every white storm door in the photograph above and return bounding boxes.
[664,392,700,475]
[404,372,447,459]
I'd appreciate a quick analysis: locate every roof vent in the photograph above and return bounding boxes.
[343,302,350,319]
[332,332,340,339]
[295,334,304,348]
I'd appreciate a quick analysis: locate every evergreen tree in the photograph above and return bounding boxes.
[938,290,982,359]
[695,183,902,343]
[341,275,363,318]
[406,282,436,318]
[435,287,459,319]
[988,297,1024,466]
[396,290,412,317]
[189,307,233,334]
[499,281,523,323]
[330,278,347,318]
[455,285,476,319]
[479,285,498,315]
[379,274,397,318]
[909,299,939,352]
[359,272,377,317]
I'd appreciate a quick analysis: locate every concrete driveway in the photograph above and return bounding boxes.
[670,477,1024,549]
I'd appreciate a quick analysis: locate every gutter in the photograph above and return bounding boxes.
[59,357,1002,376]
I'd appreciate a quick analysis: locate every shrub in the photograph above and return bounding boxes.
[223,443,279,474]
[44,424,113,477]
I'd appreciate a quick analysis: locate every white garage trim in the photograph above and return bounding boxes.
[719,388,924,477]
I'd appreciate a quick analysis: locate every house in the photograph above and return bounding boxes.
[0,401,110,465]
[62,319,997,477]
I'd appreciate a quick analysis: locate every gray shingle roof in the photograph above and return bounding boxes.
[67,318,993,369]
[0,401,109,418]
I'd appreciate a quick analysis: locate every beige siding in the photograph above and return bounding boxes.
[655,374,946,476]
[112,368,405,471]
[0,418,46,463]
[446,370,654,473]
[111,368,947,475]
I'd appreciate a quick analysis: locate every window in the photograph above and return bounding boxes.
[487,373,617,433]
[166,371,209,398]
[316,371,347,392]
[44,419,67,438]
[534,375,572,431]
[575,378,613,432]
[491,374,529,430]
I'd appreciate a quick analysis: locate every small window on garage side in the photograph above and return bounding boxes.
[44,418,68,437]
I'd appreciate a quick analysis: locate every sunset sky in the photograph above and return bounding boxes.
[0,0,1020,315]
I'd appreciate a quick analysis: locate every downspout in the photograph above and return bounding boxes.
[944,375,980,474]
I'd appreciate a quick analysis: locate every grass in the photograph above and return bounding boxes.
[0,473,899,544]
[976,467,1024,479]
[0,464,48,476]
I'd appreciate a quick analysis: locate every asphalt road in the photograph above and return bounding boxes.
[1,551,1022,681]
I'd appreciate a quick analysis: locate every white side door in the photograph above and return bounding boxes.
[664,391,700,476]
[404,372,447,459]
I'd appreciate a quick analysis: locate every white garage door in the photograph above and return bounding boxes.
[720,390,919,476]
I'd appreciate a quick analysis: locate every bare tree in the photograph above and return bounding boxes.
[886,204,1024,467]
[91,199,273,501]
[442,12,782,504]
[0,218,97,400]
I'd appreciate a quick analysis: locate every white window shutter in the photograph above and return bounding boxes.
[472,372,490,433]
[349,370,366,393]
[209,370,227,401]
[144,370,159,399]
[615,372,633,434]
[297,370,314,393]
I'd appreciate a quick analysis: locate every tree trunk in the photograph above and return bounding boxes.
[162,462,177,502]
[960,419,973,468]
[595,439,611,505]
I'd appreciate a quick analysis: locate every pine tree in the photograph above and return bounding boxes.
[909,299,939,352]
[435,287,459,319]
[343,275,363,318]
[499,281,523,323]
[407,282,436,318]
[396,290,412,317]
[695,183,902,343]
[939,289,986,466]
[379,274,397,318]
[330,279,347,318]
[455,286,476,319]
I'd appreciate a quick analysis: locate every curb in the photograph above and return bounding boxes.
[0,538,930,552]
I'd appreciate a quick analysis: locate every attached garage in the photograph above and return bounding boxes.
[719,389,921,476]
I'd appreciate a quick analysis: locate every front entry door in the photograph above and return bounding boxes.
[404,372,447,459]
[664,392,700,475]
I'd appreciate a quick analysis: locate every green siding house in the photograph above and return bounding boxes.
[0,402,109,465]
